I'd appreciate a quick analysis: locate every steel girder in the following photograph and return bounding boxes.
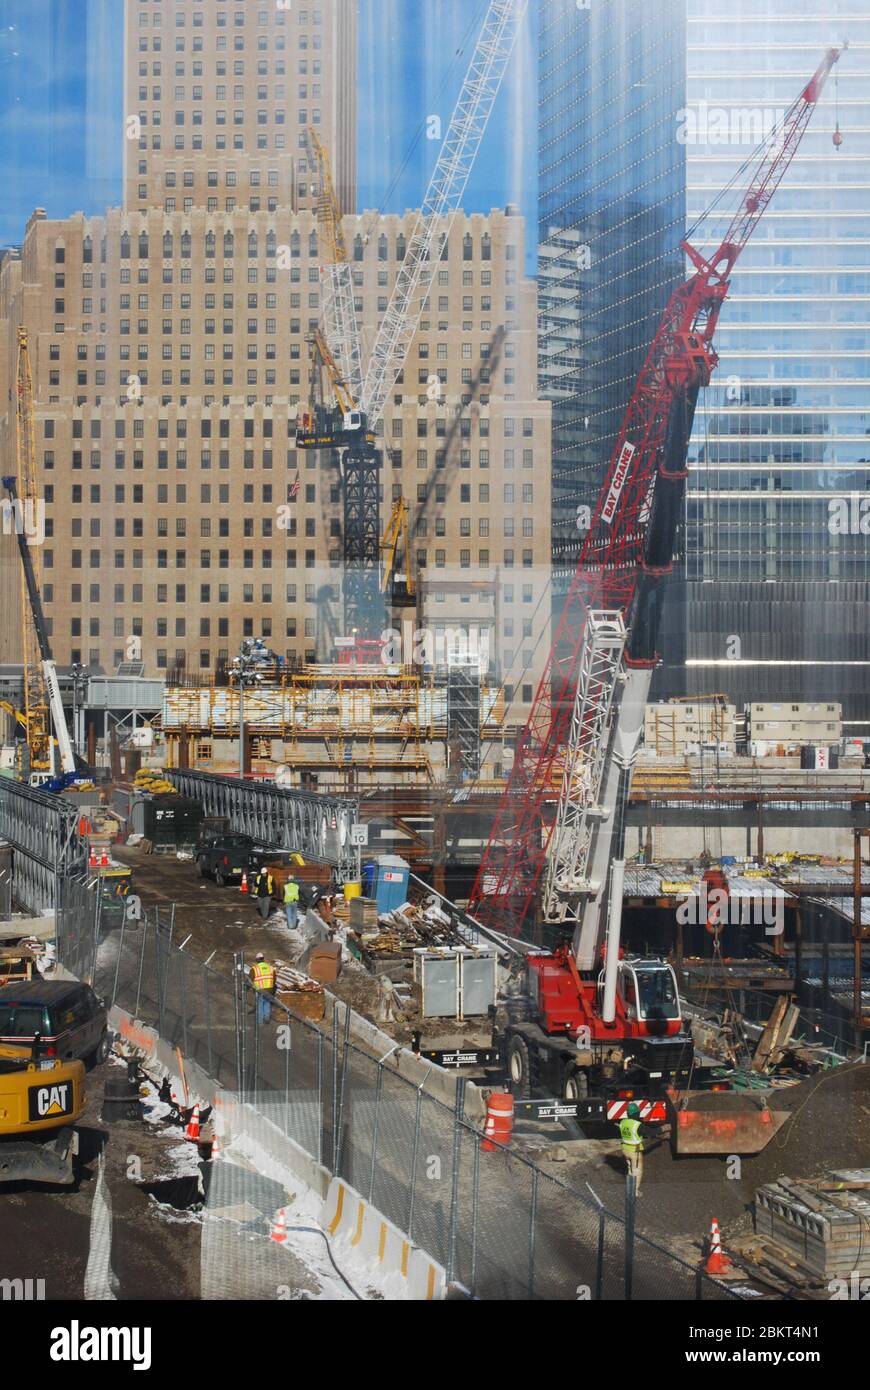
[0,778,85,913]
[164,768,359,879]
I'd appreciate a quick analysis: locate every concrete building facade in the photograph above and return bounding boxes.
[0,0,550,725]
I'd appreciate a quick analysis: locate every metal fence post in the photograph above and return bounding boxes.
[203,961,214,1079]
[252,973,260,1098]
[333,1004,351,1175]
[135,916,147,1021]
[446,1076,466,1286]
[179,947,188,1058]
[330,1006,339,1172]
[596,1209,606,1302]
[111,910,126,1009]
[624,1174,637,1301]
[408,1085,423,1242]
[368,1060,385,1202]
[90,878,103,989]
[233,952,244,1101]
[283,1008,291,1133]
[528,1167,538,1299]
[470,1130,481,1298]
[316,1028,324,1165]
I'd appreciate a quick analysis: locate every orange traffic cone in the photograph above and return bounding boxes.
[100,848,108,867]
[240,872,249,894]
[89,847,97,867]
[185,1103,201,1142]
[210,1132,221,1162]
[705,1218,731,1276]
[270,1207,288,1244]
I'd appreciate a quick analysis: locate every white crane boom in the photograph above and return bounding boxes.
[360,0,529,430]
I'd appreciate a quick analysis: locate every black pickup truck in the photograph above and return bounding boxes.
[196,833,256,887]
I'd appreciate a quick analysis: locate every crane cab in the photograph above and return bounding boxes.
[613,957,682,1035]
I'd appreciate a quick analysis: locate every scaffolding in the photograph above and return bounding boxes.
[159,666,504,788]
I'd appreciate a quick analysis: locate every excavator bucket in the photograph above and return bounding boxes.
[0,1126,78,1185]
[669,1091,790,1156]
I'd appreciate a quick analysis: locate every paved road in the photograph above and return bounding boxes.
[0,1060,202,1301]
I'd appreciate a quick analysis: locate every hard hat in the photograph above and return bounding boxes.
[256,952,265,961]
[627,1102,641,1119]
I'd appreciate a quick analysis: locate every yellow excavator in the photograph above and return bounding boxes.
[0,1042,85,1184]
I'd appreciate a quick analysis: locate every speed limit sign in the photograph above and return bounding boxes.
[350,823,368,848]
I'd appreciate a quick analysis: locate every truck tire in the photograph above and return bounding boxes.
[507,1034,532,1098]
[88,1031,110,1068]
[562,1064,588,1101]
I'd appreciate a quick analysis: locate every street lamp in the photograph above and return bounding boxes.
[233,638,269,780]
[70,662,87,759]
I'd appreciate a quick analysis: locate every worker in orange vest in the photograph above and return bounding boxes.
[250,952,276,1025]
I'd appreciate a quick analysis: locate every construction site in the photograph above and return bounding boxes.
[0,0,867,1337]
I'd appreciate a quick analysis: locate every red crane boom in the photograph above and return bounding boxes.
[470,46,844,937]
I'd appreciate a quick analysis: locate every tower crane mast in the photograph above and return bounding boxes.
[297,0,529,644]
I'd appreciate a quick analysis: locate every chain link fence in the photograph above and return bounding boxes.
[55,874,744,1301]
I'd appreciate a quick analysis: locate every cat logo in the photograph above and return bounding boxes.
[28,1081,73,1122]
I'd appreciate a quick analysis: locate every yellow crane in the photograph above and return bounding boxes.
[13,327,51,773]
[379,497,416,608]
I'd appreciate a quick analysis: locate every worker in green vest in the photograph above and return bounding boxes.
[283,874,300,929]
[619,1102,644,1193]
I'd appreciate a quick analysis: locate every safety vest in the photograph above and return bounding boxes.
[619,1117,643,1150]
[251,960,276,992]
[283,880,300,903]
[256,872,273,895]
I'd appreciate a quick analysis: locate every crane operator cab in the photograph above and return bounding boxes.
[610,957,683,1036]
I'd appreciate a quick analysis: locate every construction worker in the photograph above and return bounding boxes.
[254,865,274,919]
[250,951,276,1025]
[283,873,300,930]
[619,1102,645,1193]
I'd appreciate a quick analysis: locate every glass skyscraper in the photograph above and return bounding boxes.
[682,1,870,725]
[539,1,870,726]
[538,0,687,584]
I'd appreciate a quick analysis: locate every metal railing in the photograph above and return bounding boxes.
[55,876,745,1302]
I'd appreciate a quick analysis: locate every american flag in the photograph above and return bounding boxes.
[289,473,301,499]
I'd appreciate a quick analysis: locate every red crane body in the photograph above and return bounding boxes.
[470,48,843,947]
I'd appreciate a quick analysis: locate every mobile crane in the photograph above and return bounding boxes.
[468,48,845,1110]
[296,1,530,646]
[3,328,90,791]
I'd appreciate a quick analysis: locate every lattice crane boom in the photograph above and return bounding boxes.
[360,0,529,431]
[469,46,844,941]
[308,126,364,407]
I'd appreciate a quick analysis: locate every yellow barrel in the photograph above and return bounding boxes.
[343,881,362,901]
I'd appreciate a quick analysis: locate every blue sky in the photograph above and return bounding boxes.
[0,0,537,266]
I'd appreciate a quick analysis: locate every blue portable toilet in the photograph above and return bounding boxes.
[361,861,376,897]
[372,855,410,913]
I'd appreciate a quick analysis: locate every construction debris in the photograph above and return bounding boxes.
[751,996,801,1073]
[340,894,470,975]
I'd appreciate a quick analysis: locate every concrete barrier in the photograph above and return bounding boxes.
[322,1176,445,1301]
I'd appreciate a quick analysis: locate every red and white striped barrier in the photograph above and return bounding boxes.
[606,1099,667,1123]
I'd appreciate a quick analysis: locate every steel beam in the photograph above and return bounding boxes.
[164,768,359,879]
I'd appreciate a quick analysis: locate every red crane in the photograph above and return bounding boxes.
[470,47,845,941]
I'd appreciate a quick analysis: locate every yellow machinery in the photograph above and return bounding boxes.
[0,1044,85,1184]
[379,497,417,608]
[12,328,51,773]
